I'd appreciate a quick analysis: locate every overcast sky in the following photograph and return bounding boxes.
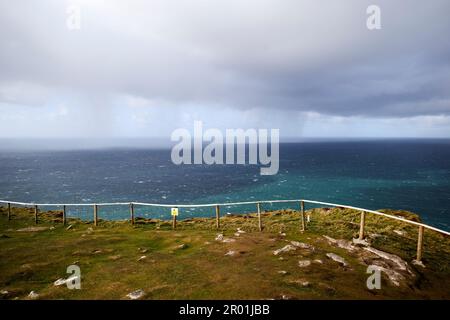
[0,0,449,142]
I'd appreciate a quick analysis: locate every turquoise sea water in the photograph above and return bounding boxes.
[0,140,449,230]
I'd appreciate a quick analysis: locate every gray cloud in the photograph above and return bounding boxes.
[0,0,449,139]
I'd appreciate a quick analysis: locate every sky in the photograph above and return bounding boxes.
[0,0,450,144]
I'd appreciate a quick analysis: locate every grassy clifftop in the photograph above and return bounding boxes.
[0,206,449,300]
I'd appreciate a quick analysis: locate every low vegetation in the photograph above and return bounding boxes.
[0,205,449,300]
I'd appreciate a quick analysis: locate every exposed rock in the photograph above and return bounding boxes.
[298,260,311,267]
[273,244,296,255]
[54,275,79,287]
[17,227,49,232]
[323,235,357,252]
[54,278,67,286]
[28,291,39,299]
[326,253,348,266]
[370,263,405,286]
[138,255,147,262]
[289,279,311,287]
[127,289,145,300]
[364,247,409,271]
[393,230,405,236]
[291,241,314,250]
[174,244,187,250]
[277,270,288,275]
[352,238,370,246]
[222,238,236,243]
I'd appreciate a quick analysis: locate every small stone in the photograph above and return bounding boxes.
[222,238,236,243]
[66,225,73,230]
[54,278,67,286]
[28,291,39,299]
[140,249,148,253]
[236,228,246,234]
[313,259,323,264]
[298,260,311,267]
[393,230,405,236]
[225,250,237,256]
[277,270,288,275]
[49,226,55,230]
[412,260,426,268]
[369,233,382,239]
[291,241,314,250]
[215,234,224,241]
[273,244,296,255]
[138,255,147,262]
[289,279,310,287]
[175,244,187,250]
[108,255,121,261]
[127,289,145,300]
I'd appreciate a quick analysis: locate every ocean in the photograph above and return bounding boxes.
[1,139,449,230]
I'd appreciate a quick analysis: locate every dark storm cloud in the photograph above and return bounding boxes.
[0,0,449,120]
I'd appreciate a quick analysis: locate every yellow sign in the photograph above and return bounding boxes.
[171,207,179,216]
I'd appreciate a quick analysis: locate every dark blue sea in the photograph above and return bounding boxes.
[1,139,449,230]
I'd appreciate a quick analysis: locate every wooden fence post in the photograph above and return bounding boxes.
[416,226,424,262]
[359,211,366,240]
[93,204,98,226]
[62,205,66,226]
[34,205,38,224]
[257,202,262,231]
[300,201,305,231]
[130,203,135,225]
[215,205,220,229]
[172,214,177,230]
[7,202,11,221]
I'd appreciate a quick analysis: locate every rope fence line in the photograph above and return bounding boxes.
[1,198,449,262]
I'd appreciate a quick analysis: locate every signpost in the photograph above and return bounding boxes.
[171,207,178,229]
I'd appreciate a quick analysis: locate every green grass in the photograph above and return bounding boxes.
[0,206,449,300]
